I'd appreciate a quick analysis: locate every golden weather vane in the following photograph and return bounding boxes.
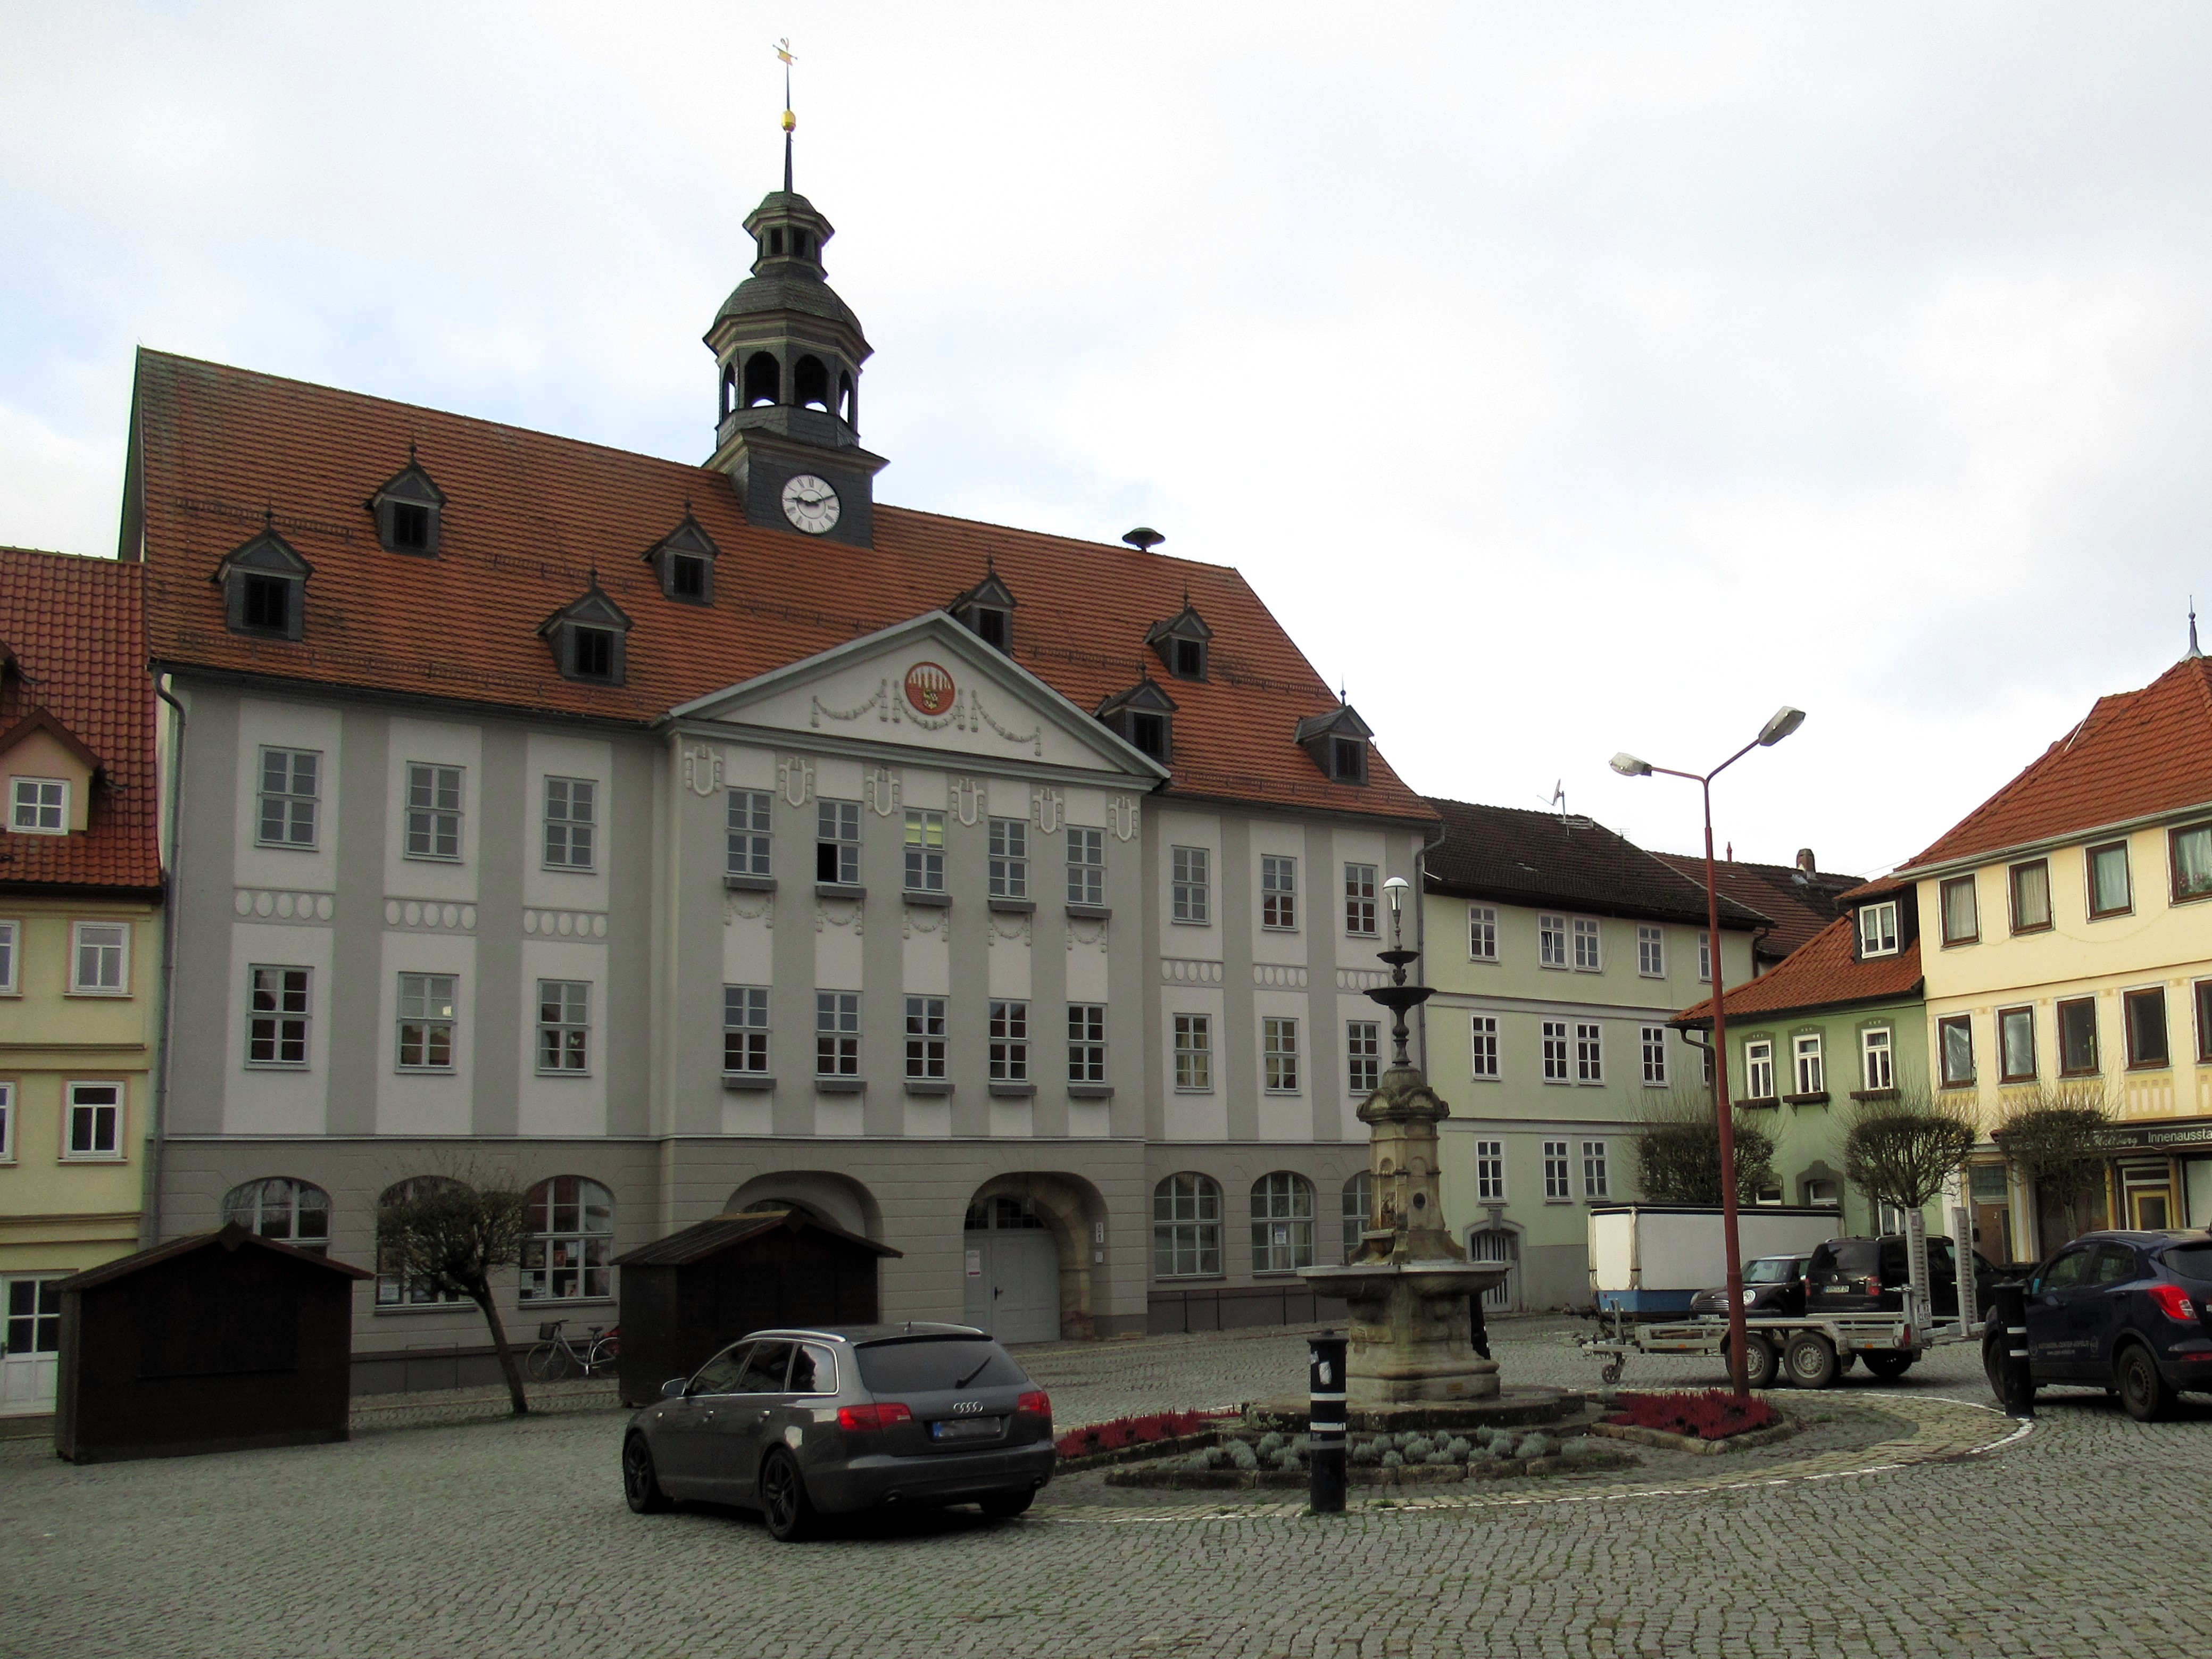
[775,38,797,188]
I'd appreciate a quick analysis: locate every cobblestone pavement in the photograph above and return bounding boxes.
[3,1315,2206,1658]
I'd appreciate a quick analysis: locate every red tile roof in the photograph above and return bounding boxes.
[1902,656,2212,871]
[129,352,1433,826]
[0,547,160,894]
[1650,852,1859,966]
[1674,915,1921,1026]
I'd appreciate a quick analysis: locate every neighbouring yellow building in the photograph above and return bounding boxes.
[0,548,162,1421]
[1896,648,2212,1263]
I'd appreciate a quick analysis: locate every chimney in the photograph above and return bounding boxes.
[1795,848,1816,874]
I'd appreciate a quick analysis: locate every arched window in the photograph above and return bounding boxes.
[520,1176,614,1302]
[375,1176,468,1306]
[742,351,780,409]
[720,363,736,419]
[1341,1171,1371,1263]
[1251,1172,1316,1273]
[837,372,854,425]
[1152,1173,1221,1278]
[222,1177,331,1254]
[793,355,830,412]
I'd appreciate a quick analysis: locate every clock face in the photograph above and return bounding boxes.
[781,474,841,535]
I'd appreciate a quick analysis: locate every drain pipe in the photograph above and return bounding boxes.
[144,676,187,1247]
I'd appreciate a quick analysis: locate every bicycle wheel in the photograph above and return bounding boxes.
[526,1341,573,1383]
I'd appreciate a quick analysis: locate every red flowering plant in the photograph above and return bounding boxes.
[1054,1409,1236,1459]
[1607,1389,1777,1441]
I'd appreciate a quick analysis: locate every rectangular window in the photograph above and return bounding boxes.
[1261,855,1297,929]
[1572,918,1601,972]
[396,973,457,1070]
[988,818,1029,899]
[1998,1005,2036,1083]
[1476,1139,1505,1202]
[2088,840,2133,918]
[1067,827,1105,905]
[724,986,770,1074]
[1575,1022,1603,1084]
[1171,846,1210,924]
[1858,903,1899,957]
[816,799,860,885]
[1346,1020,1379,1093]
[256,748,319,848]
[1344,863,1377,936]
[1641,1025,1668,1087]
[64,1082,121,1160]
[903,811,946,893]
[536,980,590,1073]
[0,1081,12,1162]
[1543,1140,1571,1200]
[404,763,463,861]
[1541,1020,1569,1083]
[1636,926,1665,977]
[989,1000,1029,1081]
[0,919,15,994]
[2009,859,2052,933]
[1539,915,1567,969]
[2197,981,2212,1063]
[2171,822,2212,905]
[1861,1027,1893,1091]
[2126,987,2171,1069]
[1468,1015,1500,1080]
[1939,1015,1976,1086]
[1940,876,1979,945]
[1698,930,1711,983]
[1744,1039,1775,1101]
[1467,905,1497,962]
[1263,1017,1300,1092]
[1582,1139,1610,1199]
[71,922,127,995]
[2056,996,2099,1076]
[816,991,860,1077]
[1793,1033,1824,1095]
[727,789,772,878]
[246,965,310,1066]
[1067,1003,1106,1083]
[905,995,948,1080]
[11,777,66,834]
[1173,1013,1212,1091]
[542,777,596,870]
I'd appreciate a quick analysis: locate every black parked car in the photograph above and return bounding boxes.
[1804,1233,1992,1319]
[1690,1254,1810,1319]
[621,1323,1057,1540]
[1983,1231,2212,1421]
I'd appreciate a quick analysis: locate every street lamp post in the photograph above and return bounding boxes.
[1611,705,1804,1397]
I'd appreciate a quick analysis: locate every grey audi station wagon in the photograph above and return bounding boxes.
[621,1323,1056,1540]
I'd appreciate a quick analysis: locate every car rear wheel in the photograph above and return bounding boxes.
[622,1435,672,1514]
[1861,1353,1914,1382]
[759,1449,820,1542]
[1783,1331,1838,1389]
[2116,1344,2175,1423]
[978,1488,1036,1519]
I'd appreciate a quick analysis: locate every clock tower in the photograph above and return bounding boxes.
[704,111,886,548]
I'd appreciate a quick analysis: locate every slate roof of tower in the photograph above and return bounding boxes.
[0,546,160,894]
[1673,913,1923,1026]
[1651,852,1861,968]
[127,350,1433,826]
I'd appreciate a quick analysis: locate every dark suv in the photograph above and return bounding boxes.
[1984,1231,2212,1420]
[1804,1234,1991,1318]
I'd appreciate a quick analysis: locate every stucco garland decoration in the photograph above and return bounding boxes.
[816,895,864,936]
[971,693,1044,757]
[810,680,889,728]
[1108,795,1141,842]
[953,776,986,828]
[1067,918,1108,952]
[988,911,1033,946]
[865,765,902,818]
[725,892,773,928]
[779,755,816,808]
[894,687,968,733]
[682,744,724,798]
[902,907,948,941]
[1031,787,1064,836]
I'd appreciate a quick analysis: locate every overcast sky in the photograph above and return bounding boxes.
[5,4,2208,876]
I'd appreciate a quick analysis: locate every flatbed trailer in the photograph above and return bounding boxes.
[1582,1302,1981,1389]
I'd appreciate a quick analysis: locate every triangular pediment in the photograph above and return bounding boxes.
[1144,603,1211,646]
[951,569,1016,612]
[369,461,446,508]
[537,585,632,637]
[1095,678,1178,718]
[211,529,312,581]
[666,611,1168,780]
[1295,703,1373,744]
[645,515,720,563]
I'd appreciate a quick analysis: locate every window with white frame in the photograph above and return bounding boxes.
[727,789,772,878]
[1476,1139,1506,1201]
[542,777,596,870]
[519,1176,613,1302]
[988,818,1029,899]
[1345,863,1377,936]
[1468,905,1498,961]
[1263,1016,1300,1092]
[818,991,860,1076]
[1067,827,1105,905]
[222,1176,330,1252]
[1575,1022,1603,1084]
[989,1000,1029,1081]
[1346,1020,1379,1093]
[1542,1140,1572,1199]
[0,1081,12,1162]
[1341,1171,1371,1262]
[247,965,310,1066]
[1698,930,1711,983]
[1067,1004,1106,1083]
[1153,1173,1223,1277]
[1858,902,1899,957]
[1573,918,1602,972]
[904,810,946,893]
[724,986,769,1074]
[396,973,457,1070]
[0,918,16,994]
[1174,1013,1212,1090]
[404,763,463,861]
[11,777,65,834]
[1250,1172,1316,1272]
[536,980,589,1073]
[1171,846,1210,923]
[71,921,127,995]
[1861,1026,1893,1092]
[1541,1020,1569,1082]
[1470,1015,1500,1079]
[64,1082,121,1160]
[1539,914,1567,968]
[1582,1139,1610,1199]
[1641,1025,1669,1087]
[1744,1038,1775,1099]
[1636,925,1664,977]
[1261,855,1296,929]
[816,799,860,884]
[1793,1033,1824,1095]
[257,748,320,848]
[904,996,947,1080]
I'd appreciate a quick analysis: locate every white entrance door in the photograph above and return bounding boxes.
[961,1229,1061,1344]
[2,1276,62,1415]
[1468,1229,1520,1313]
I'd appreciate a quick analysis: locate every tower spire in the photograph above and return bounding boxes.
[776,38,796,192]
[2192,595,2202,660]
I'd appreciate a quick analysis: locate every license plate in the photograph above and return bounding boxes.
[930,1416,1003,1442]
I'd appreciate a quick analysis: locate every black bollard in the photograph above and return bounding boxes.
[1307,1330,1348,1514]
[1991,1280,2034,1419]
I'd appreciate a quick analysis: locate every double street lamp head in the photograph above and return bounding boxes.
[1609,706,1806,782]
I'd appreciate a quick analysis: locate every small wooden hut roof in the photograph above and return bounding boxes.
[613,1207,900,1270]
[56,1222,374,1291]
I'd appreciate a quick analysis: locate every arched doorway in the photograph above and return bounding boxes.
[1467,1225,1521,1313]
[724,1171,881,1240]
[961,1173,1103,1344]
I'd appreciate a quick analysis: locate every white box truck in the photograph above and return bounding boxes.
[1587,1204,1843,1314]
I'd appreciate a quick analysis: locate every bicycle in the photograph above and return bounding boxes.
[525,1320,620,1382]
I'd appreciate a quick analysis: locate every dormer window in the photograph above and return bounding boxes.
[1095,679,1178,766]
[367,457,446,556]
[539,584,633,687]
[1858,901,1900,958]
[670,556,707,599]
[1146,603,1213,682]
[1131,712,1169,760]
[242,574,292,631]
[213,526,312,642]
[643,515,719,606]
[949,566,1018,657]
[571,628,615,679]
[1294,705,1374,786]
[0,708,103,837]
[392,503,431,551]
[1331,737,1366,783]
[1172,638,1203,679]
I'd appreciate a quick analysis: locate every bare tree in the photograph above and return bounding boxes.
[1843,1089,1978,1321]
[376,1168,535,1416]
[1631,1088,1778,1206]
[1993,1083,2114,1248]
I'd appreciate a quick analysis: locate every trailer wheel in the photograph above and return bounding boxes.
[1741,1332,1778,1390]
[1861,1352,1914,1382]
[1600,1358,1624,1386]
[1783,1330,1839,1389]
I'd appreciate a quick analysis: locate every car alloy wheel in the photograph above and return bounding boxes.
[760,1449,818,1542]
[622,1436,671,1514]
[2117,1345,2174,1423]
